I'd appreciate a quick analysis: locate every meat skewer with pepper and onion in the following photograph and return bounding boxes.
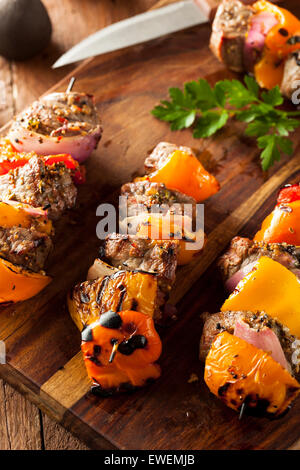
[200,182,300,418]
[0,80,102,304]
[210,0,300,99]
[68,141,220,396]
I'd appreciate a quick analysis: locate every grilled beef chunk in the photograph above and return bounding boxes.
[210,0,254,72]
[0,226,52,272]
[144,141,196,174]
[11,92,101,139]
[103,233,179,288]
[218,237,300,282]
[280,50,300,100]
[200,310,300,381]
[121,180,196,219]
[0,156,77,219]
[69,270,166,330]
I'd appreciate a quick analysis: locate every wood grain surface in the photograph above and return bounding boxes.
[0,0,299,451]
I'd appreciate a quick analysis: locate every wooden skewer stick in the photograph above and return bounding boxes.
[239,402,247,421]
[109,340,119,363]
[66,76,76,93]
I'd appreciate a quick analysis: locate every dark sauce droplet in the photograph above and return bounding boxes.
[279,28,289,37]
[93,345,101,356]
[118,334,148,356]
[99,310,122,329]
[81,325,93,342]
[130,335,148,349]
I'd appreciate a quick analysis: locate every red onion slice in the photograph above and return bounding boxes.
[234,319,290,371]
[225,261,257,292]
[244,12,278,72]
[8,126,101,163]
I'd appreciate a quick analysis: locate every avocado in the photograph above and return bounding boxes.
[0,0,52,60]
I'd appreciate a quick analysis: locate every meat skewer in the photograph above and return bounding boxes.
[200,182,300,418]
[69,141,220,395]
[0,82,101,302]
[210,0,300,99]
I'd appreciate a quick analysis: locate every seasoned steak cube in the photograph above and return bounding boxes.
[0,226,52,272]
[0,156,77,220]
[103,233,179,287]
[210,0,253,72]
[120,180,196,219]
[218,237,300,282]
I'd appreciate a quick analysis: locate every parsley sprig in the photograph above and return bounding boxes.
[151,76,300,171]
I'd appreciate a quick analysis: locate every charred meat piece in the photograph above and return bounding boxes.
[103,233,179,288]
[121,180,196,219]
[0,156,77,220]
[0,226,52,272]
[144,141,196,174]
[210,0,254,72]
[280,50,300,100]
[200,310,300,381]
[68,269,167,330]
[218,237,300,290]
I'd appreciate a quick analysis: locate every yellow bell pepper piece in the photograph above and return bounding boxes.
[135,213,205,265]
[0,201,52,235]
[0,258,51,303]
[148,150,220,202]
[222,256,300,337]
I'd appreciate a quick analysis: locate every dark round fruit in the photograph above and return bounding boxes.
[99,311,122,329]
[0,0,52,61]
[81,325,93,342]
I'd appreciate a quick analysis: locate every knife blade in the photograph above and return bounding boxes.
[53,0,209,68]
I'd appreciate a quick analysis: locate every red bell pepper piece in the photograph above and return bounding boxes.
[277,183,300,205]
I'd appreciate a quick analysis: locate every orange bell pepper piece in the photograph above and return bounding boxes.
[205,331,300,417]
[253,1,300,89]
[254,58,284,91]
[254,1,300,56]
[0,258,51,303]
[147,150,220,202]
[81,310,162,393]
[0,201,52,235]
[254,200,300,245]
[222,256,300,337]
[135,213,206,265]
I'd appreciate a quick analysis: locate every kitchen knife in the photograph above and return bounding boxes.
[52,0,211,68]
[52,0,282,68]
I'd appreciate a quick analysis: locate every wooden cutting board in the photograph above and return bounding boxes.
[0,0,299,450]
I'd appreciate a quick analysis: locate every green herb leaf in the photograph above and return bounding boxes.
[261,86,284,107]
[193,110,229,138]
[151,75,300,171]
[258,135,293,171]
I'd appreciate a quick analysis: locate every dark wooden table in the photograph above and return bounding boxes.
[0,0,156,450]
